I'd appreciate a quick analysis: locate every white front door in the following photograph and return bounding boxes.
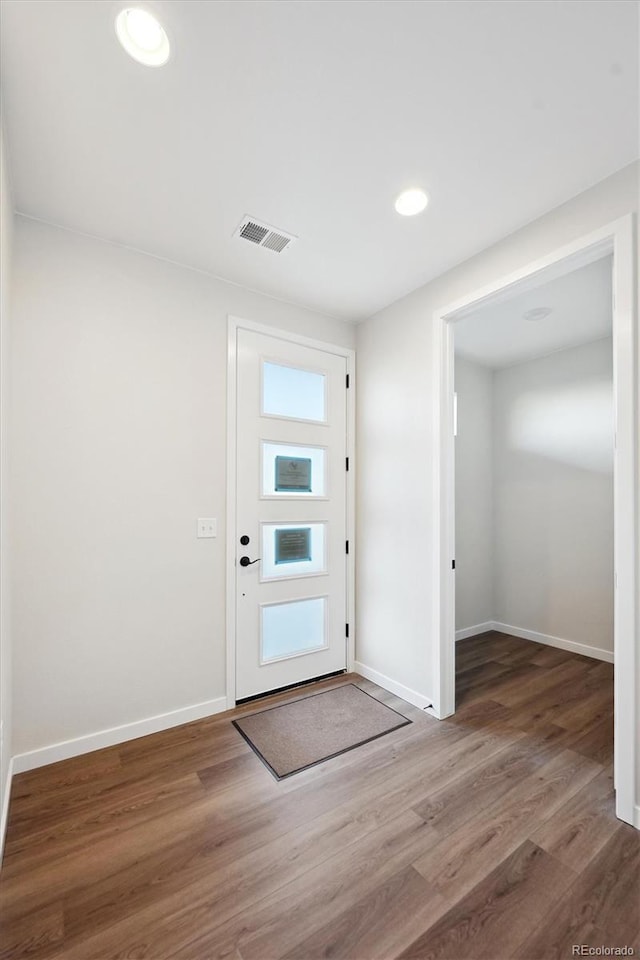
[233,326,350,701]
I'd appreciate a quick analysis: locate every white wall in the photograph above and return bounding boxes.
[493,338,614,653]
[455,341,614,656]
[10,217,355,759]
[454,356,493,632]
[356,160,637,708]
[0,122,14,846]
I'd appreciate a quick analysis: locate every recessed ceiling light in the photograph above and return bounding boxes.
[524,307,552,322]
[394,188,429,217]
[115,8,170,66]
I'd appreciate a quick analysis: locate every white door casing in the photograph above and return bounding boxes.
[228,320,354,701]
[432,214,637,828]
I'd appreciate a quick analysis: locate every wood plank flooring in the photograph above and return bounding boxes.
[1,631,637,960]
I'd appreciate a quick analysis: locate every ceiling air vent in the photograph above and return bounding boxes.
[234,217,297,254]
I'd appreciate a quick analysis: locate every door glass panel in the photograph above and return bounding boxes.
[275,455,312,492]
[261,523,327,580]
[261,597,327,663]
[262,442,326,497]
[262,361,326,422]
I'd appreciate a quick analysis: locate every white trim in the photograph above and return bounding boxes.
[11,697,228,775]
[455,622,494,641]
[455,621,614,663]
[226,316,356,707]
[228,315,356,357]
[226,320,238,711]
[354,660,433,711]
[0,757,14,864]
[634,805,640,830]
[431,307,456,719]
[609,216,637,827]
[433,214,637,827]
[490,622,614,664]
[436,235,615,322]
[346,362,356,674]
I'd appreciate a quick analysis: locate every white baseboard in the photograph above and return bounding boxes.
[353,661,433,711]
[0,757,14,864]
[634,805,640,830]
[11,696,229,775]
[491,622,614,664]
[456,621,614,663]
[455,622,494,641]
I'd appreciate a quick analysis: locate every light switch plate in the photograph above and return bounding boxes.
[197,518,217,539]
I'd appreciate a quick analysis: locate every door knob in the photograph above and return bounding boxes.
[239,556,261,567]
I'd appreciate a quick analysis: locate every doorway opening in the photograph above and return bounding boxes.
[432,216,637,826]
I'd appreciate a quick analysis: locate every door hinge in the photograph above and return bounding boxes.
[345,540,349,554]
[452,559,456,570]
[346,623,350,638]
[345,456,350,471]
[346,373,350,389]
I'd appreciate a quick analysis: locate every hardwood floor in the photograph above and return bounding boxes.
[1,632,637,960]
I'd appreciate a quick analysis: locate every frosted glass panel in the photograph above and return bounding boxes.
[275,456,312,492]
[261,523,327,580]
[261,597,327,663]
[262,442,326,497]
[262,361,326,422]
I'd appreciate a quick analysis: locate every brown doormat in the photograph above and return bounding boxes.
[232,683,411,780]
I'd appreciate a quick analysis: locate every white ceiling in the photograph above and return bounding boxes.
[454,255,613,369]
[1,0,637,321]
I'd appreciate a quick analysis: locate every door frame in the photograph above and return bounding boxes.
[431,214,637,827]
[226,315,356,707]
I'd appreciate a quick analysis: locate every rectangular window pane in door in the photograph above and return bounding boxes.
[275,456,312,492]
[261,523,327,580]
[261,597,327,663]
[262,361,326,422]
[262,442,326,497]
